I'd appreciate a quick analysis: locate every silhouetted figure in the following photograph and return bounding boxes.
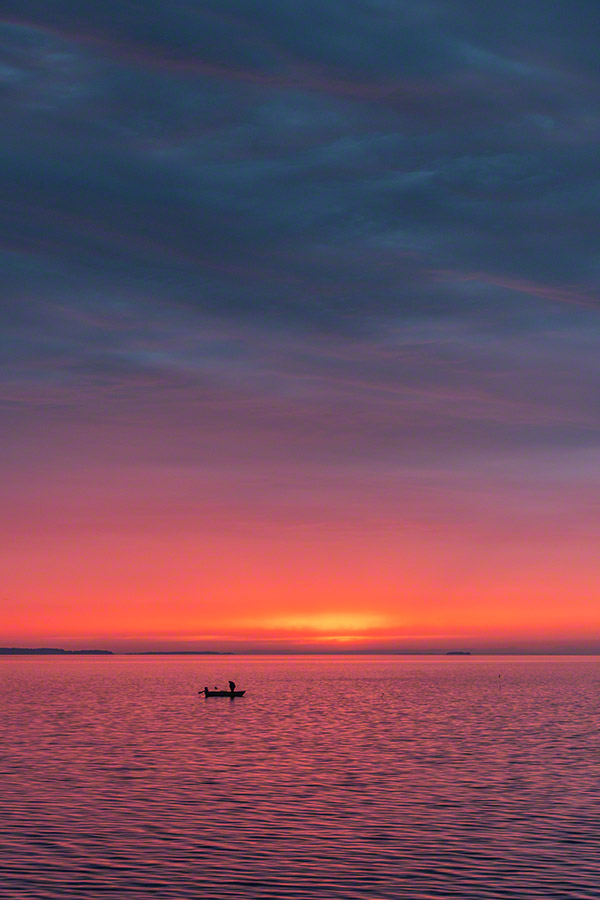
[203,686,209,696]
[229,680,236,694]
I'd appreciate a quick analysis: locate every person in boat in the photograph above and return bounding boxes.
[228,680,236,694]
[203,686,209,696]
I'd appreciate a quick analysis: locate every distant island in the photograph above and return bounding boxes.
[0,648,232,656]
[0,647,113,655]
[446,651,472,655]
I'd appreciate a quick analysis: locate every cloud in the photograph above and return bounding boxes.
[1,0,599,500]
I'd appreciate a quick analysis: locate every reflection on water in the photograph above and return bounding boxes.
[1,655,599,898]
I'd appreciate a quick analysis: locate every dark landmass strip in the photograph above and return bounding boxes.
[0,648,113,655]
[0,648,231,655]
[446,651,472,655]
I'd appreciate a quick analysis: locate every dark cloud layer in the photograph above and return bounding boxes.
[1,1,599,481]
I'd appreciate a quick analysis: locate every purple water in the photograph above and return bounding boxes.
[1,655,599,898]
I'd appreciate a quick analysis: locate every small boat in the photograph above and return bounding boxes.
[199,689,246,697]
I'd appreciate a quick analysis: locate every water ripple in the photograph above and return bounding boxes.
[1,655,599,898]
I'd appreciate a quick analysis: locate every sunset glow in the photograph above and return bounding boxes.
[3,433,600,650]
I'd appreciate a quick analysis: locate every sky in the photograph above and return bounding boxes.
[2,1,600,652]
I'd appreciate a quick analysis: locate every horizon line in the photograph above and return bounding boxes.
[2,647,600,657]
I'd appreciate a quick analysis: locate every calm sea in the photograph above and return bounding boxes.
[1,655,599,899]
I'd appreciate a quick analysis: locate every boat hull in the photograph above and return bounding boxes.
[200,690,246,697]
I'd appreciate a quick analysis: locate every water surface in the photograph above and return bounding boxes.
[1,655,599,898]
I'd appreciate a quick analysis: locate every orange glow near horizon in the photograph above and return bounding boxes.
[3,409,600,654]
[3,488,600,652]
[252,612,392,634]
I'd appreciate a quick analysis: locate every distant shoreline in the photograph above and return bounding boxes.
[0,648,114,656]
[0,648,234,656]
